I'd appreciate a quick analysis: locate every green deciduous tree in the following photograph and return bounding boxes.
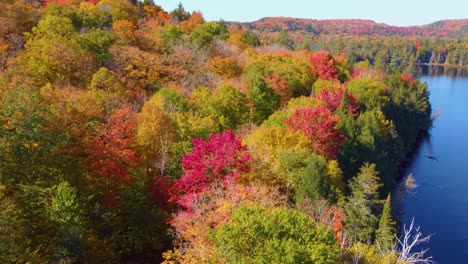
[191,84,249,130]
[274,30,294,50]
[347,77,389,111]
[16,15,96,86]
[0,184,30,263]
[248,73,280,125]
[190,21,228,48]
[46,181,85,261]
[211,205,340,264]
[97,0,137,23]
[75,28,115,62]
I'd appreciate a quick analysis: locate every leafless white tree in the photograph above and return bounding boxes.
[157,133,171,177]
[397,218,435,264]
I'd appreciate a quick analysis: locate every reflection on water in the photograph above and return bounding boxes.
[419,65,468,78]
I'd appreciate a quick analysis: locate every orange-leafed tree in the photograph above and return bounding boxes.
[143,4,171,22]
[179,11,204,31]
[297,199,346,246]
[87,105,140,184]
[110,45,164,92]
[112,19,137,45]
[207,56,242,80]
[265,72,292,107]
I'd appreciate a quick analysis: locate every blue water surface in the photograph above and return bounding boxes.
[398,66,468,264]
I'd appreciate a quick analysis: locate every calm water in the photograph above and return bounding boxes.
[397,66,468,264]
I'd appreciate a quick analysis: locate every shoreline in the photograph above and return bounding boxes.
[418,63,468,69]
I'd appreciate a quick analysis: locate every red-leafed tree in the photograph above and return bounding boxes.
[171,130,251,207]
[285,106,344,159]
[316,88,360,116]
[400,73,417,86]
[321,205,346,245]
[149,176,175,210]
[87,105,140,183]
[309,50,338,81]
[298,199,346,246]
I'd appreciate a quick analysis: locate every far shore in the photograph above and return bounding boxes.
[418,63,468,69]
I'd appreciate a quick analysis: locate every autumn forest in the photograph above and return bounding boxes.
[2,0,462,263]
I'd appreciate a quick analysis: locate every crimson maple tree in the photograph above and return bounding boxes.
[171,130,251,207]
[316,88,360,116]
[150,176,175,209]
[285,106,344,159]
[309,50,338,81]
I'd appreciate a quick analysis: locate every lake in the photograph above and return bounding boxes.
[395,66,468,264]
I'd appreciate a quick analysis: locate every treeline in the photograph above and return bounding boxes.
[0,1,432,263]
[303,36,468,73]
[242,17,468,38]
[234,19,468,72]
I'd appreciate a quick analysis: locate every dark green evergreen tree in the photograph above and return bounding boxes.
[376,194,396,251]
[274,30,294,50]
[344,163,382,243]
[294,153,331,203]
[248,73,280,125]
[241,31,261,47]
[170,3,190,23]
[337,90,360,181]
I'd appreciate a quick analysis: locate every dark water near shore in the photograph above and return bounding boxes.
[396,66,468,264]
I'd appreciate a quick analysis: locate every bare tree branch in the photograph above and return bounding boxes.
[396,218,435,264]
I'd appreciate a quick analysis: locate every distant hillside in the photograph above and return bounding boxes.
[238,17,468,38]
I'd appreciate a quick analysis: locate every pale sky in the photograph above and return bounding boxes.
[154,0,468,27]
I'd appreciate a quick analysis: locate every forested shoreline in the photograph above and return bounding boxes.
[235,18,468,74]
[0,1,442,263]
[420,62,468,69]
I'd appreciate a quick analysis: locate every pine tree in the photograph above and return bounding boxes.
[405,55,417,77]
[337,90,360,180]
[344,163,382,243]
[376,194,396,251]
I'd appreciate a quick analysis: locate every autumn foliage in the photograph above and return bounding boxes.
[285,106,344,159]
[166,182,288,263]
[0,1,435,262]
[316,88,360,116]
[309,50,339,80]
[171,130,251,207]
[87,106,139,183]
[207,56,243,79]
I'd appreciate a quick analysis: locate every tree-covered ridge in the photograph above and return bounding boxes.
[232,18,468,70]
[242,17,468,38]
[0,1,433,263]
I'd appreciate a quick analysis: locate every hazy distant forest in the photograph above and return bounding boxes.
[3,0,464,263]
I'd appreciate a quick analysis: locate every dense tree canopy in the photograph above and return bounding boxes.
[0,1,435,262]
[211,205,340,264]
